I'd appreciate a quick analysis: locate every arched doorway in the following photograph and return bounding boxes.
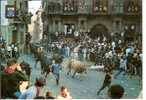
[89,24,110,40]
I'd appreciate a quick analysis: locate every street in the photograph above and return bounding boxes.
[18,54,142,99]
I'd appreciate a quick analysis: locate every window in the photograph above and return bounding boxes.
[124,0,139,13]
[63,0,77,12]
[48,2,61,13]
[115,20,120,29]
[55,20,58,31]
[78,0,88,11]
[5,5,16,18]
[93,0,108,13]
[64,24,75,35]
[113,0,124,14]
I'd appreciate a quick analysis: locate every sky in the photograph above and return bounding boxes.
[28,0,42,15]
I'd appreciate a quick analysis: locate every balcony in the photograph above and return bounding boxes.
[62,6,77,15]
[92,0,108,15]
[47,2,62,15]
[124,0,141,15]
[111,5,124,15]
[62,0,78,15]
[46,0,141,16]
[92,5,108,15]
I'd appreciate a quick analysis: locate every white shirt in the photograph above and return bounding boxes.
[112,42,115,48]
[7,46,12,51]
[126,48,131,56]
[119,59,127,70]
[139,53,142,61]
[14,47,18,52]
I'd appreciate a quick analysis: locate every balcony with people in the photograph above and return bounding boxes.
[124,0,141,15]
[92,0,108,15]
[62,0,78,15]
[46,0,141,16]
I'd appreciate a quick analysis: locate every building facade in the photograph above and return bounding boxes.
[42,0,142,39]
[1,0,31,51]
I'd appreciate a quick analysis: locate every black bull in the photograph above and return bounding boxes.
[30,43,63,77]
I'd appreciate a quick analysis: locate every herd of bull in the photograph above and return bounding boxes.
[1,42,108,99]
[30,43,92,78]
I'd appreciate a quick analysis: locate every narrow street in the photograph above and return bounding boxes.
[18,54,142,99]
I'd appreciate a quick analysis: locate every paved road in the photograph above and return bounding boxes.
[18,54,142,99]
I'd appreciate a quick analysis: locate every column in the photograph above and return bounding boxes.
[84,19,87,32]
[113,21,116,32]
[58,20,61,32]
[119,20,122,32]
[78,18,81,32]
[53,20,55,33]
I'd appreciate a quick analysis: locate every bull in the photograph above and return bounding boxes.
[30,43,63,77]
[67,59,89,78]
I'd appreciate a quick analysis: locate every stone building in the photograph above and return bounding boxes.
[42,0,142,39]
[1,0,31,49]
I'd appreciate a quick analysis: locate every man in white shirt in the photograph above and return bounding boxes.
[114,56,127,79]
[112,41,116,53]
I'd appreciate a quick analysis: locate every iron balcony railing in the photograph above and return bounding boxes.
[46,3,141,16]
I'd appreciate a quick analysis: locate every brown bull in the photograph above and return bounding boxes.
[67,59,88,78]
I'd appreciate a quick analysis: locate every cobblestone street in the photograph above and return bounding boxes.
[18,54,142,99]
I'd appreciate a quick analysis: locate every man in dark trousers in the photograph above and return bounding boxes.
[52,60,61,85]
[97,71,112,95]
[25,32,32,53]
